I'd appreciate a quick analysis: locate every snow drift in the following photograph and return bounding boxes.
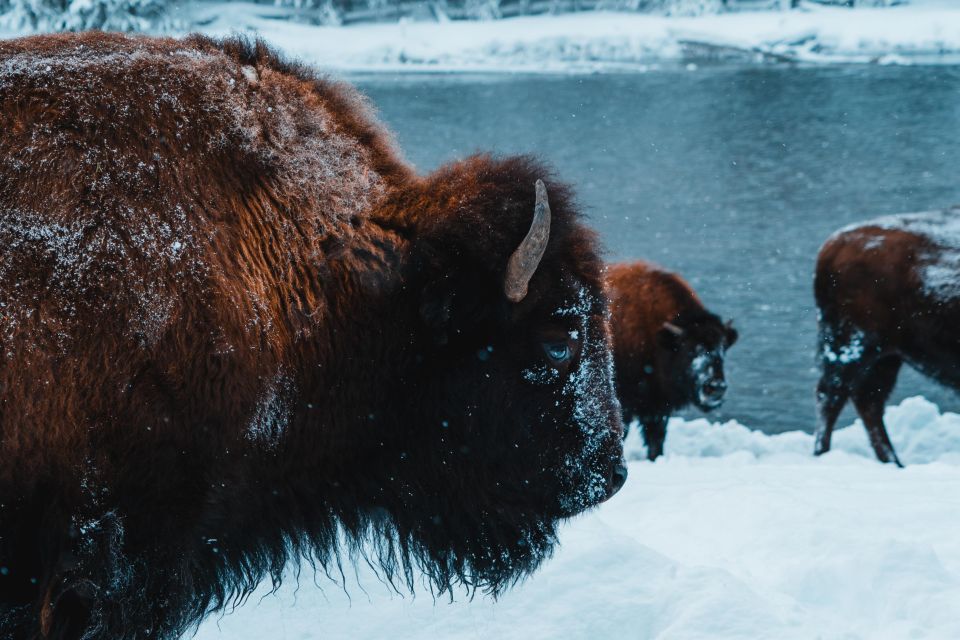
[195,396,960,639]
[635,395,960,465]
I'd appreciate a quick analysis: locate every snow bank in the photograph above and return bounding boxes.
[196,396,960,639]
[632,395,960,465]
[177,1,960,72]
[3,0,958,70]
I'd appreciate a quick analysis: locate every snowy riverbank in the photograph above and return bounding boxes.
[195,396,960,639]
[172,0,960,72]
[3,1,958,71]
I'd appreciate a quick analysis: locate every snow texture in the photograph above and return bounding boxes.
[194,395,960,639]
[557,286,618,512]
[521,364,560,385]
[821,327,865,364]
[245,370,295,448]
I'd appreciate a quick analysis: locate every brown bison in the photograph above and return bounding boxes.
[606,261,737,460]
[814,207,960,467]
[0,33,627,639]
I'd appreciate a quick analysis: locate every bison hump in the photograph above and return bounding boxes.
[821,207,960,304]
[0,33,398,346]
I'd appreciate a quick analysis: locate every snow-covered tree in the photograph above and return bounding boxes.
[462,0,500,19]
[593,0,725,15]
[273,0,343,25]
[658,0,724,15]
[0,0,170,31]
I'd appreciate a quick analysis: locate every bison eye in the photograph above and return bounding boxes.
[542,341,571,364]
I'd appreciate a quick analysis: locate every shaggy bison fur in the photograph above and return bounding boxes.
[0,33,626,639]
[606,261,737,460]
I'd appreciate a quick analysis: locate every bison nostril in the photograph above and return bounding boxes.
[610,463,628,495]
[705,380,727,395]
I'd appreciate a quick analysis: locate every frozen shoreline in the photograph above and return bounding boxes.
[195,396,960,639]
[4,2,959,72]
[175,1,960,73]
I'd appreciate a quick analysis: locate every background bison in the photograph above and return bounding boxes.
[814,207,960,466]
[606,261,737,460]
[0,33,625,639]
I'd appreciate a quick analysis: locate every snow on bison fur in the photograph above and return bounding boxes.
[0,33,626,639]
[606,261,737,460]
[814,207,960,467]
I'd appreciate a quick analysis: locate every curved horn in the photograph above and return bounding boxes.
[662,322,684,337]
[504,179,552,303]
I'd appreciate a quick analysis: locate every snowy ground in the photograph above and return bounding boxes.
[170,0,960,72]
[195,396,960,639]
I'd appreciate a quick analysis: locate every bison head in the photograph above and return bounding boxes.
[363,156,625,596]
[658,314,737,411]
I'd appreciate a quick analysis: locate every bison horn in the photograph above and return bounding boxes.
[663,322,684,337]
[504,180,552,303]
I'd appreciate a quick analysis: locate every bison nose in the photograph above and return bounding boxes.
[704,379,727,397]
[609,463,628,496]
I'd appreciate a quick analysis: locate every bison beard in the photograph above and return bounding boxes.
[0,34,625,639]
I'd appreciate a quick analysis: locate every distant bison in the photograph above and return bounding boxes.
[606,262,737,460]
[0,33,626,639]
[814,207,960,466]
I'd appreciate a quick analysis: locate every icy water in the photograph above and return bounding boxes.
[357,66,960,434]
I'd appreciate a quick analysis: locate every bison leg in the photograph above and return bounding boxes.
[852,356,903,467]
[815,321,875,457]
[39,578,97,640]
[641,415,669,461]
[36,508,127,640]
[814,361,854,456]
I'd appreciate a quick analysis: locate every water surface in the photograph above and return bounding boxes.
[357,66,960,433]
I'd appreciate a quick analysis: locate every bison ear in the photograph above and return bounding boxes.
[420,277,456,346]
[724,322,739,348]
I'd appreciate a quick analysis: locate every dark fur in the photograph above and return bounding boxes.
[606,262,737,460]
[0,33,625,639]
[814,208,960,466]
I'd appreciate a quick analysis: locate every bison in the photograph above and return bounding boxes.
[0,33,627,639]
[606,261,737,460]
[814,207,960,467]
